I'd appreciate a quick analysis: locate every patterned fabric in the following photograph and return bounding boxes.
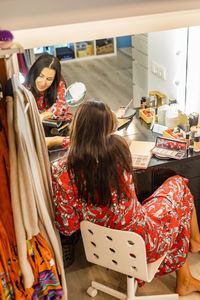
[62,136,70,149]
[32,271,63,300]
[0,226,64,299]
[26,234,64,299]
[52,158,194,278]
[36,78,72,121]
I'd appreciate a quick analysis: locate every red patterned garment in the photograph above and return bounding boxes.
[52,158,194,278]
[36,78,72,121]
[62,136,70,149]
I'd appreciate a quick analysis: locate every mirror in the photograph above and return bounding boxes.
[65,82,86,107]
[24,37,133,114]
[23,26,200,118]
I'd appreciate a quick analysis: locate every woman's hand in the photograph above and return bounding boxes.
[40,111,53,121]
[45,136,65,148]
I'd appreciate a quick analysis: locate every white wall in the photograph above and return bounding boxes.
[148,28,188,111]
[185,26,200,114]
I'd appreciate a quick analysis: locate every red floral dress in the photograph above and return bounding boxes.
[52,158,194,278]
[36,78,72,121]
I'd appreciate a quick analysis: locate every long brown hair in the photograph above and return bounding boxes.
[67,99,134,207]
[26,53,64,108]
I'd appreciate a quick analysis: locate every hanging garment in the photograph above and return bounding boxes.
[0,217,64,299]
[0,99,15,243]
[0,99,24,299]
[0,99,64,299]
[6,76,67,298]
[17,53,28,78]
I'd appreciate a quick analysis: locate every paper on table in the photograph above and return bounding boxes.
[130,141,155,169]
[130,141,155,155]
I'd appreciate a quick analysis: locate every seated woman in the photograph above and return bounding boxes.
[52,99,200,296]
[26,53,72,122]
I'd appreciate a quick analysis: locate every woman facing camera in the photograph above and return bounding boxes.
[52,99,200,296]
[26,53,72,121]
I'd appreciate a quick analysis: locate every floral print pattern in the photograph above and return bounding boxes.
[52,158,194,279]
[36,78,72,121]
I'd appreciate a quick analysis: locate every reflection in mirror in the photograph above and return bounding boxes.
[22,27,200,119]
[65,82,86,107]
[24,37,133,113]
[133,28,187,112]
[185,26,200,114]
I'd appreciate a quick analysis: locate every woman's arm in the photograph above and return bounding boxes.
[45,136,70,149]
[40,111,53,121]
[46,78,72,121]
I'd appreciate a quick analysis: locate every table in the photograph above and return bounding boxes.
[122,113,200,226]
[49,111,200,226]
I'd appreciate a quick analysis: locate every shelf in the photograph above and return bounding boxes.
[32,38,116,63]
[0,41,24,58]
[55,38,116,62]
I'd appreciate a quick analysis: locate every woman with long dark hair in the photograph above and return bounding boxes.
[26,53,72,121]
[52,99,200,296]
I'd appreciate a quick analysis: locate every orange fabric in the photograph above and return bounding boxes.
[0,100,15,244]
[0,217,29,299]
[26,234,64,299]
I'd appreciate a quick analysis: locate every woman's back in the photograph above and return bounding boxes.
[52,99,195,286]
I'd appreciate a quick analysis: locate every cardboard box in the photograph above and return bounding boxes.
[77,44,94,58]
[87,44,94,55]
[96,43,114,55]
[77,49,89,58]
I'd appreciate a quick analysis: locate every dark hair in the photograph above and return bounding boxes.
[67,99,134,207]
[26,53,63,108]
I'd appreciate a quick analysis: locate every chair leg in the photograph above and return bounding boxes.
[89,281,127,299]
[134,295,178,300]
[127,276,136,300]
[127,276,179,300]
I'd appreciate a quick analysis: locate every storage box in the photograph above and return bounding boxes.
[163,128,186,141]
[96,43,114,55]
[77,49,88,58]
[77,44,94,58]
[87,44,94,55]
[139,108,156,124]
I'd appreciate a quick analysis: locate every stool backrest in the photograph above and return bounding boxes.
[80,221,165,282]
